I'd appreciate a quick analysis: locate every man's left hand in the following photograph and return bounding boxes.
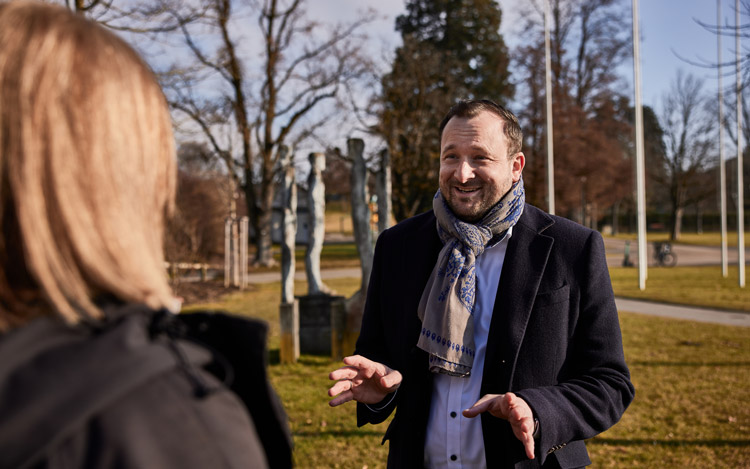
[463,392,536,460]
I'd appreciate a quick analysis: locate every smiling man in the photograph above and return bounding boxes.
[328,99,634,468]
[438,107,523,223]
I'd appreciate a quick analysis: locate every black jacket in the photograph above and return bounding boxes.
[355,204,634,468]
[0,304,292,469]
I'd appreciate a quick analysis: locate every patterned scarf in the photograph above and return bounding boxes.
[417,179,525,376]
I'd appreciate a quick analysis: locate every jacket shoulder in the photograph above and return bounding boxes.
[519,204,600,240]
[375,210,438,249]
[382,210,436,236]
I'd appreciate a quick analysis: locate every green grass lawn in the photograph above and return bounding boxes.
[610,265,750,312]
[183,276,750,468]
[589,312,749,468]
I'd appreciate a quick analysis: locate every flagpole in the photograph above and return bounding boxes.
[632,0,647,289]
[544,0,555,215]
[736,0,746,287]
[718,0,729,277]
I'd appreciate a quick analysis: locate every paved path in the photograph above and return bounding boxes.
[244,266,749,328]
[615,298,750,327]
[603,238,750,268]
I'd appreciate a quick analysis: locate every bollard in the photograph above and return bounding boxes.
[279,300,300,364]
[622,240,634,267]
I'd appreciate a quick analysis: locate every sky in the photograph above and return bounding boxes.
[310,0,742,114]
[633,0,739,108]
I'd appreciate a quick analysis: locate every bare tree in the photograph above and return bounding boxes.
[161,0,372,266]
[716,89,750,215]
[50,0,205,34]
[251,0,372,265]
[514,0,633,222]
[166,142,234,263]
[695,0,750,85]
[657,71,716,240]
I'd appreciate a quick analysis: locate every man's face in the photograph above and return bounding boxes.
[438,111,525,223]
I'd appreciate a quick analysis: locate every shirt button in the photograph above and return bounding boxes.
[450,411,457,418]
[450,455,457,461]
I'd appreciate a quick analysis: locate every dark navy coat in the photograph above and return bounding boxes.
[355,204,634,468]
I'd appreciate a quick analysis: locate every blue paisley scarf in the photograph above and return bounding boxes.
[417,179,525,376]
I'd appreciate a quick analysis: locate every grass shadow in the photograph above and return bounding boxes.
[629,361,750,367]
[590,438,750,448]
[294,429,387,438]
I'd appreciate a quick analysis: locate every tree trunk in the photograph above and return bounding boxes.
[611,200,620,235]
[255,149,276,266]
[243,167,258,243]
[671,206,683,241]
[349,138,373,292]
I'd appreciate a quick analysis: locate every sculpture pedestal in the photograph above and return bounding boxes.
[298,294,345,356]
[279,300,299,364]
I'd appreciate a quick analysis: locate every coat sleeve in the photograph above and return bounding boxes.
[514,230,634,464]
[354,230,400,427]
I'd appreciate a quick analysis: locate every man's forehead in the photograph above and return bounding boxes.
[443,112,504,132]
[447,109,505,124]
[441,140,492,152]
[441,113,506,148]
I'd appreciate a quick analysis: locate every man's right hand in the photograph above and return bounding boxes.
[327,355,402,407]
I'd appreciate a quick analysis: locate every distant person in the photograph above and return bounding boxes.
[0,2,289,468]
[328,99,634,468]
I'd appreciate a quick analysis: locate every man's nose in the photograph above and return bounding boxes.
[455,159,475,183]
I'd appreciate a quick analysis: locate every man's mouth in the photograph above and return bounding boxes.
[455,186,480,194]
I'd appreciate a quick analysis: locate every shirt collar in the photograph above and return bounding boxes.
[486,225,513,250]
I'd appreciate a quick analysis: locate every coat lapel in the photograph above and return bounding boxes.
[481,206,555,394]
[479,205,555,467]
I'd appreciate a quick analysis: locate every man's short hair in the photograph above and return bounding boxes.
[439,99,523,157]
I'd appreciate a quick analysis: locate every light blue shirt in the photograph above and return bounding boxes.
[423,228,512,469]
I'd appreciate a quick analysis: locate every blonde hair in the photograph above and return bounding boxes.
[0,1,177,331]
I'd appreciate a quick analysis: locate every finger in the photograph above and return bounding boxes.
[462,407,480,418]
[463,394,501,418]
[517,416,534,434]
[504,393,535,460]
[508,415,534,441]
[342,354,374,369]
[327,379,352,397]
[379,370,403,390]
[328,366,359,381]
[343,355,385,377]
[328,390,353,407]
[521,431,535,460]
[506,393,533,424]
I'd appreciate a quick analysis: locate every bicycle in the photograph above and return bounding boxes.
[653,241,677,267]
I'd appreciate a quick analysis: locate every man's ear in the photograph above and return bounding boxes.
[511,152,525,182]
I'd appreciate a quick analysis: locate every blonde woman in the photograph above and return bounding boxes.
[0,2,289,468]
